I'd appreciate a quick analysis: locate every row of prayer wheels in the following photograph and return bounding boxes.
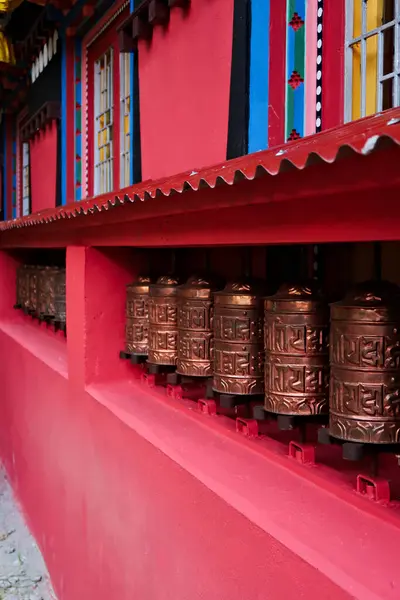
[15,264,66,325]
[125,275,400,446]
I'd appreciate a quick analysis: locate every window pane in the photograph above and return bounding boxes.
[382,0,395,24]
[353,0,362,37]
[366,34,379,115]
[352,42,362,120]
[382,76,394,109]
[367,0,384,31]
[383,25,395,74]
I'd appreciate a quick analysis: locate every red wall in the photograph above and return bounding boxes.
[30,123,58,213]
[138,0,234,181]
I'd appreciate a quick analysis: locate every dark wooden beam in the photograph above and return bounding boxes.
[148,0,169,25]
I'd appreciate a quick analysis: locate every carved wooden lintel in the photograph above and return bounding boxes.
[118,0,190,52]
[20,101,60,142]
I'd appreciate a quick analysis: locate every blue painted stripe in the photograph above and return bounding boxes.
[61,32,67,205]
[3,122,6,221]
[293,87,304,138]
[295,0,305,18]
[248,0,270,153]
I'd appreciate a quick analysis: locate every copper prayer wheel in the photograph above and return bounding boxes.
[213,280,265,395]
[37,266,55,317]
[16,265,29,308]
[177,274,218,378]
[125,276,152,356]
[38,266,58,318]
[148,275,181,366]
[28,265,39,314]
[330,280,400,445]
[54,268,66,325]
[264,283,329,416]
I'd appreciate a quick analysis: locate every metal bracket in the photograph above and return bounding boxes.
[197,398,217,416]
[356,474,390,503]
[288,441,316,465]
[236,418,259,438]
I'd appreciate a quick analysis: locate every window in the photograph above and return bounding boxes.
[345,0,400,122]
[22,142,30,216]
[120,52,131,189]
[94,49,113,195]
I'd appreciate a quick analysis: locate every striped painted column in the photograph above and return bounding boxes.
[74,39,82,201]
[248,0,270,153]
[11,123,16,219]
[285,0,306,142]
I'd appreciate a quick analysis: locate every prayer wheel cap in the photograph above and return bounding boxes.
[331,280,400,322]
[265,281,327,314]
[178,274,220,299]
[214,279,266,306]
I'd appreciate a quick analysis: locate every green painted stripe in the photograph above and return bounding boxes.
[287,0,295,20]
[294,25,305,77]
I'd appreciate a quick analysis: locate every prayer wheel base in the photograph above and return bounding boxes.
[147,363,176,376]
[318,427,400,462]
[254,405,327,431]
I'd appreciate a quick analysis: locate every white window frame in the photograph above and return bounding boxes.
[345,0,400,122]
[94,48,114,196]
[120,52,131,189]
[22,142,30,217]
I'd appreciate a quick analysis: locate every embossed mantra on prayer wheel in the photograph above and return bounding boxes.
[330,281,400,444]
[213,280,265,395]
[54,268,66,325]
[148,275,181,366]
[125,276,152,357]
[264,283,329,416]
[177,275,217,378]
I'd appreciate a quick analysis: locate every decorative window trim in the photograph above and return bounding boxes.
[93,48,114,195]
[344,0,400,122]
[31,30,59,84]
[81,0,129,199]
[22,141,30,217]
[119,51,132,188]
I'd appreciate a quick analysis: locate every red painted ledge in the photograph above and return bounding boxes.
[0,317,68,379]
[88,376,400,600]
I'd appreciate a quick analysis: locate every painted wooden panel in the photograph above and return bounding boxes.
[248,0,270,153]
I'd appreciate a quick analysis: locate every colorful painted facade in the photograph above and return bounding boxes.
[0,3,399,600]
[0,0,396,215]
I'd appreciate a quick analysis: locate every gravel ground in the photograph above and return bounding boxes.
[0,470,55,600]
